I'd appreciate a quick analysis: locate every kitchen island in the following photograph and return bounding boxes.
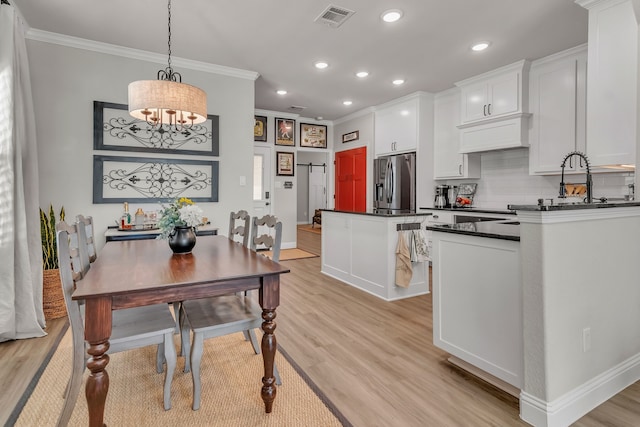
[431,201,640,427]
[321,210,432,301]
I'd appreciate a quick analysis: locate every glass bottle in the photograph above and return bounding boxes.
[121,202,132,230]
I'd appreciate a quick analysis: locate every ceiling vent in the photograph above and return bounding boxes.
[288,105,307,112]
[314,5,355,28]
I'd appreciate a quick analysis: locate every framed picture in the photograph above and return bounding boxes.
[93,101,219,156]
[93,155,219,203]
[300,123,327,148]
[342,130,359,143]
[276,151,294,176]
[275,118,295,146]
[254,115,267,142]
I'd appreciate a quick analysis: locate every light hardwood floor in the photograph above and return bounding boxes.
[3,229,640,426]
[0,317,67,426]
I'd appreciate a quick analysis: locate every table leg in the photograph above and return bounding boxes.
[261,308,277,412]
[84,297,112,427]
[259,275,280,413]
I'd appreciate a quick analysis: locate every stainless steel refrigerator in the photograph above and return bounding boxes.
[373,152,416,214]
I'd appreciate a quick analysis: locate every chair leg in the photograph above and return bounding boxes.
[156,343,165,374]
[242,329,252,343]
[57,330,85,427]
[180,311,191,373]
[247,329,260,354]
[162,331,177,410]
[190,332,204,411]
[172,301,181,334]
[274,363,282,386]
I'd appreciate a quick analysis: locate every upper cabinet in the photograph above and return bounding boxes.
[577,0,637,167]
[455,60,531,153]
[433,88,480,179]
[459,71,520,124]
[374,93,430,157]
[529,45,588,175]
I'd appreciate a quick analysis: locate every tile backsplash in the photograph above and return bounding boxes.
[440,148,634,209]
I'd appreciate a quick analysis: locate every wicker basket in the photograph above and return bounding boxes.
[43,268,67,320]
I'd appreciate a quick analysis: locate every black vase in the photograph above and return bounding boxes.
[168,226,196,254]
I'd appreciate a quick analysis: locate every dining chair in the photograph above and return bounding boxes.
[179,214,283,410]
[76,214,97,263]
[56,225,177,426]
[228,209,251,247]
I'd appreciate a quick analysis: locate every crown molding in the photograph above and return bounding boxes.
[332,106,375,125]
[25,28,259,81]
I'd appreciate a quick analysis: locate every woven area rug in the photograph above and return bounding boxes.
[16,328,347,426]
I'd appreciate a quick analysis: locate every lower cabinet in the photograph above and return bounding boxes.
[321,211,430,301]
[431,230,523,390]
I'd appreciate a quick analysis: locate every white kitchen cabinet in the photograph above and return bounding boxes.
[455,60,531,153]
[433,88,480,179]
[431,230,522,389]
[374,92,434,156]
[577,0,637,167]
[459,71,520,124]
[457,60,529,125]
[529,45,588,175]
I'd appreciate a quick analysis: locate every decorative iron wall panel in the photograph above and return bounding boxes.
[93,155,219,203]
[93,101,219,156]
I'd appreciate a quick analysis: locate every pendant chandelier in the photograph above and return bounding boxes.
[128,0,207,130]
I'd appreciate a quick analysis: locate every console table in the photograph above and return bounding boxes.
[105,224,218,242]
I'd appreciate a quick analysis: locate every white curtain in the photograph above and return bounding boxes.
[0,1,46,341]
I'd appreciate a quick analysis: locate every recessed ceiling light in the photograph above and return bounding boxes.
[316,116,324,120]
[381,9,403,23]
[471,41,490,52]
[315,61,329,69]
[356,71,369,78]
[276,89,287,95]
[392,79,405,86]
[343,100,353,106]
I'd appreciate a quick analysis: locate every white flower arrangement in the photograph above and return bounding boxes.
[157,197,204,239]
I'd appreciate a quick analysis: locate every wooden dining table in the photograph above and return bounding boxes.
[72,235,290,426]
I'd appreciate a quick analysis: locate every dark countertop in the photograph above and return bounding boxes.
[427,220,520,241]
[322,209,432,218]
[508,200,640,212]
[419,206,516,215]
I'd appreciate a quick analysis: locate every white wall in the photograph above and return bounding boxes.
[27,39,255,250]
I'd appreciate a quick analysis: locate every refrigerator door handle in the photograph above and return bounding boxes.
[387,159,394,203]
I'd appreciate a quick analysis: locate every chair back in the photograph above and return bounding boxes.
[76,214,97,263]
[56,228,86,349]
[56,221,89,280]
[250,214,282,262]
[228,210,251,247]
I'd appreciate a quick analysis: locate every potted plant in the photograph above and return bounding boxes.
[40,204,67,320]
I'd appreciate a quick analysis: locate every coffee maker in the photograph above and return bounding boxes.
[434,185,450,208]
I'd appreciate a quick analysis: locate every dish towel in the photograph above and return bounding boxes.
[410,229,430,263]
[395,231,412,288]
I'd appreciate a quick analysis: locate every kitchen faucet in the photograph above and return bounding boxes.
[559,151,593,203]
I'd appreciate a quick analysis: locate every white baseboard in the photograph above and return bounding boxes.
[520,351,640,426]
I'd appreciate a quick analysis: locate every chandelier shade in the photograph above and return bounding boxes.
[127,0,207,129]
[128,79,207,126]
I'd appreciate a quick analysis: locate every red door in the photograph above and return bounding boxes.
[335,146,367,212]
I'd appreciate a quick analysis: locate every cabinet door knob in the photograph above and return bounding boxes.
[488,103,492,115]
[433,215,439,219]
[459,164,462,175]
[483,104,487,116]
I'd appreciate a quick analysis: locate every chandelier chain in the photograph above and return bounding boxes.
[167,0,172,69]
